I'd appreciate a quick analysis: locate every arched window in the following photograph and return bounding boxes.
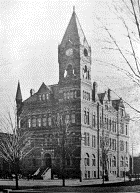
[120,156,124,167]
[92,154,96,166]
[85,153,90,166]
[67,64,73,77]
[112,156,116,167]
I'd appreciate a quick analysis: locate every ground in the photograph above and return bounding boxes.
[1,178,140,192]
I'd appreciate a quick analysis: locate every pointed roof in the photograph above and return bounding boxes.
[16,81,22,102]
[61,7,89,48]
[98,92,106,104]
[112,98,124,111]
[37,82,52,93]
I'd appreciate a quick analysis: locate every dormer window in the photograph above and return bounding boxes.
[46,93,49,100]
[39,95,41,101]
[42,94,45,101]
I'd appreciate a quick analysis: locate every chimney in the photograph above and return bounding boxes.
[30,89,35,96]
[92,82,98,102]
[108,89,111,101]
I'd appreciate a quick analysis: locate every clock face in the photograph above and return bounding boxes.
[66,48,73,56]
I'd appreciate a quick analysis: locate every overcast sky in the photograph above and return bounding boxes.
[0,0,140,154]
[0,0,128,99]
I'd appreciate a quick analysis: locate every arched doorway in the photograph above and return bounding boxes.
[44,153,51,168]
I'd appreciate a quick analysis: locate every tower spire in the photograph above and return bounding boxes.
[16,81,22,104]
[73,6,75,13]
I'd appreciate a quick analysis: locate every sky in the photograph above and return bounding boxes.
[0,0,140,155]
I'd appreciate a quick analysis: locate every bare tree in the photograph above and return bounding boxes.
[100,121,110,183]
[97,0,140,86]
[0,105,32,189]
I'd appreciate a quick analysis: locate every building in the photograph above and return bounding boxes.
[16,8,130,179]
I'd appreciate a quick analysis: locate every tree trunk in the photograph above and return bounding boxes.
[15,173,19,189]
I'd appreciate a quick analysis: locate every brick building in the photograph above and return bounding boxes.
[16,8,130,179]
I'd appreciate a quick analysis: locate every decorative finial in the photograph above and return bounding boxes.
[73,6,75,12]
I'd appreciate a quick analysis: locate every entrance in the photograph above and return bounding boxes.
[44,153,51,168]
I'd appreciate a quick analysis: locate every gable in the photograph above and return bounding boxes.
[37,82,51,94]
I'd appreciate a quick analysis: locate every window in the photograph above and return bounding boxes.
[120,156,124,167]
[48,116,52,126]
[84,108,86,124]
[85,153,90,166]
[87,133,90,146]
[126,125,128,135]
[88,171,90,178]
[37,118,41,127]
[92,154,96,166]
[84,132,90,146]
[74,90,77,98]
[105,104,108,110]
[107,118,108,130]
[100,136,102,148]
[120,123,124,134]
[120,140,124,151]
[110,157,111,167]
[121,109,124,117]
[100,116,102,128]
[94,171,96,178]
[65,114,70,124]
[67,92,70,99]
[114,121,117,133]
[112,139,116,151]
[126,141,128,153]
[42,117,47,127]
[32,118,36,127]
[112,120,114,132]
[92,135,96,148]
[125,157,128,167]
[64,92,66,100]
[112,156,116,167]
[28,118,31,128]
[86,109,89,125]
[42,94,45,101]
[84,132,87,146]
[71,114,75,123]
[92,113,96,127]
[46,93,49,100]
[109,119,111,131]
[39,95,41,101]
[70,91,73,99]
[109,138,111,149]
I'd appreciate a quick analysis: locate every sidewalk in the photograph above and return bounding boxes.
[0,177,129,187]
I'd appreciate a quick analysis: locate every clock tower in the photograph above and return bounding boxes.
[58,7,91,87]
